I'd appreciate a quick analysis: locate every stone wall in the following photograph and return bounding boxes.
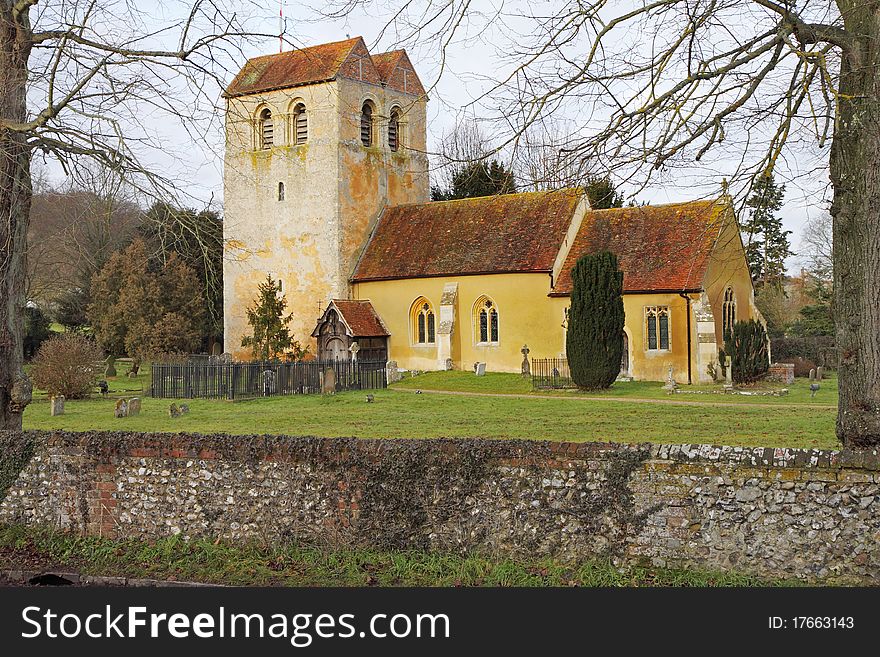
[1,431,879,583]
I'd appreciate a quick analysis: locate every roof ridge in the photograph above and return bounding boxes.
[246,36,363,64]
[391,188,579,210]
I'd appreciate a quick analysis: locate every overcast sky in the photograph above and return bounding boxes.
[36,1,832,272]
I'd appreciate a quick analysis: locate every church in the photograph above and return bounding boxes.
[222,37,761,384]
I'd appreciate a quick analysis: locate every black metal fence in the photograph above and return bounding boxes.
[531,357,575,389]
[150,359,387,400]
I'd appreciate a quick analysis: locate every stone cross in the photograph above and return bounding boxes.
[724,356,734,389]
[349,341,360,363]
[662,365,678,391]
[521,345,531,377]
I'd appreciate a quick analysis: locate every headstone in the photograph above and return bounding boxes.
[385,360,402,384]
[211,342,222,357]
[179,403,190,414]
[261,369,277,396]
[662,365,678,392]
[97,380,109,397]
[809,369,816,381]
[365,394,374,403]
[322,367,337,394]
[724,356,734,391]
[129,361,140,377]
[521,345,531,377]
[817,366,824,381]
[349,341,360,364]
[474,362,486,377]
[444,358,454,371]
[168,403,181,418]
[105,355,117,378]
[810,383,820,398]
[114,399,128,418]
[219,352,233,364]
[127,398,141,416]
[50,396,65,416]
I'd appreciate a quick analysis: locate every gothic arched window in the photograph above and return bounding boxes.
[388,107,401,152]
[411,298,435,344]
[475,297,499,344]
[360,101,374,147]
[292,102,308,144]
[278,182,285,201]
[645,306,670,351]
[259,108,273,149]
[722,287,737,341]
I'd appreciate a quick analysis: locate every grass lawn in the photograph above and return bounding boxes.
[0,524,798,587]
[23,379,837,448]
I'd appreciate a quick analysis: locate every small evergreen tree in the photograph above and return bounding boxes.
[584,176,625,209]
[431,160,516,200]
[566,251,625,389]
[725,320,770,384]
[241,275,304,361]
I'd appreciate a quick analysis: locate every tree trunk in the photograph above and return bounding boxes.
[0,3,34,430]
[831,6,880,447]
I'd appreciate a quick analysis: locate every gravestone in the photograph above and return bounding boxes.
[521,345,531,377]
[724,356,734,391]
[97,380,109,397]
[114,399,128,418]
[474,362,486,377]
[50,396,65,416]
[211,342,222,357]
[349,341,360,364]
[816,366,824,381]
[385,361,402,384]
[444,358,454,371]
[168,403,181,418]
[810,383,820,398]
[662,365,678,392]
[127,398,141,416]
[322,367,337,394]
[261,369,277,396]
[104,356,117,378]
[809,369,816,381]
[219,352,232,364]
[179,404,190,414]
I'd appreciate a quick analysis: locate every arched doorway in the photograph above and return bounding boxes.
[325,337,347,362]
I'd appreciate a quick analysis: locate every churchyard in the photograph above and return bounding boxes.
[22,361,838,449]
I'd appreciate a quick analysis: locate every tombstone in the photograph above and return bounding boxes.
[127,398,141,416]
[444,358,454,371]
[261,369,277,396]
[349,341,360,364]
[179,404,190,415]
[50,396,65,416]
[219,352,233,364]
[114,399,128,418]
[211,342,222,357]
[816,366,824,381]
[809,369,816,381]
[385,360,402,384]
[365,394,374,403]
[104,355,117,378]
[129,361,140,377]
[97,380,109,397]
[474,362,486,377]
[521,345,531,377]
[168,403,181,418]
[662,365,678,392]
[810,383,820,398]
[322,367,337,394]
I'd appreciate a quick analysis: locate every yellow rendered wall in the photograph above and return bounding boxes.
[353,274,697,381]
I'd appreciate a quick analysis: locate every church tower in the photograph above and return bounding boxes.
[222,37,429,357]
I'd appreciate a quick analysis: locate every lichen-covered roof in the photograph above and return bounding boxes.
[351,190,582,282]
[552,200,726,295]
[225,37,424,98]
[329,300,390,337]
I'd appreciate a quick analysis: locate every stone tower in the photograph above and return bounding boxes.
[222,37,429,357]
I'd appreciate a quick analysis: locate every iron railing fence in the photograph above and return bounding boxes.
[150,359,387,400]
[531,357,575,389]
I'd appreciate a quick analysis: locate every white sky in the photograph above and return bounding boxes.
[36,1,832,273]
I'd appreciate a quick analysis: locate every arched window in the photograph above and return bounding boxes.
[645,306,670,351]
[475,297,499,344]
[292,102,307,144]
[259,108,273,149]
[360,102,374,147]
[388,107,401,151]
[411,298,435,344]
[278,182,285,201]
[722,287,736,341]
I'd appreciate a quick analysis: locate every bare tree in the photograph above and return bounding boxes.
[324,0,879,448]
[801,210,833,279]
[0,1,274,429]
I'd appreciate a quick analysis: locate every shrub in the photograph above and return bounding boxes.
[23,306,53,360]
[29,334,103,399]
[771,336,837,369]
[566,251,625,389]
[725,320,770,384]
[779,356,816,378]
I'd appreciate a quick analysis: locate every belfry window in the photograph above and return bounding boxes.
[722,287,736,341]
[388,108,401,151]
[259,108,273,149]
[476,297,499,344]
[412,298,435,344]
[292,103,308,144]
[646,306,670,351]
[360,102,374,147]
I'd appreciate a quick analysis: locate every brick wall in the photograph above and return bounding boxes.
[1,431,878,583]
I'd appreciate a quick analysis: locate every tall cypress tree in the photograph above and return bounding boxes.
[566,251,625,389]
[742,174,792,288]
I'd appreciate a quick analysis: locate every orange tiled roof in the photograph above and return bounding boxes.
[552,200,726,294]
[351,190,582,282]
[225,37,424,97]
[328,300,389,337]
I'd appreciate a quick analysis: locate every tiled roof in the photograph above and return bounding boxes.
[225,37,424,97]
[329,300,389,337]
[351,190,582,282]
[552,200,726,295]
